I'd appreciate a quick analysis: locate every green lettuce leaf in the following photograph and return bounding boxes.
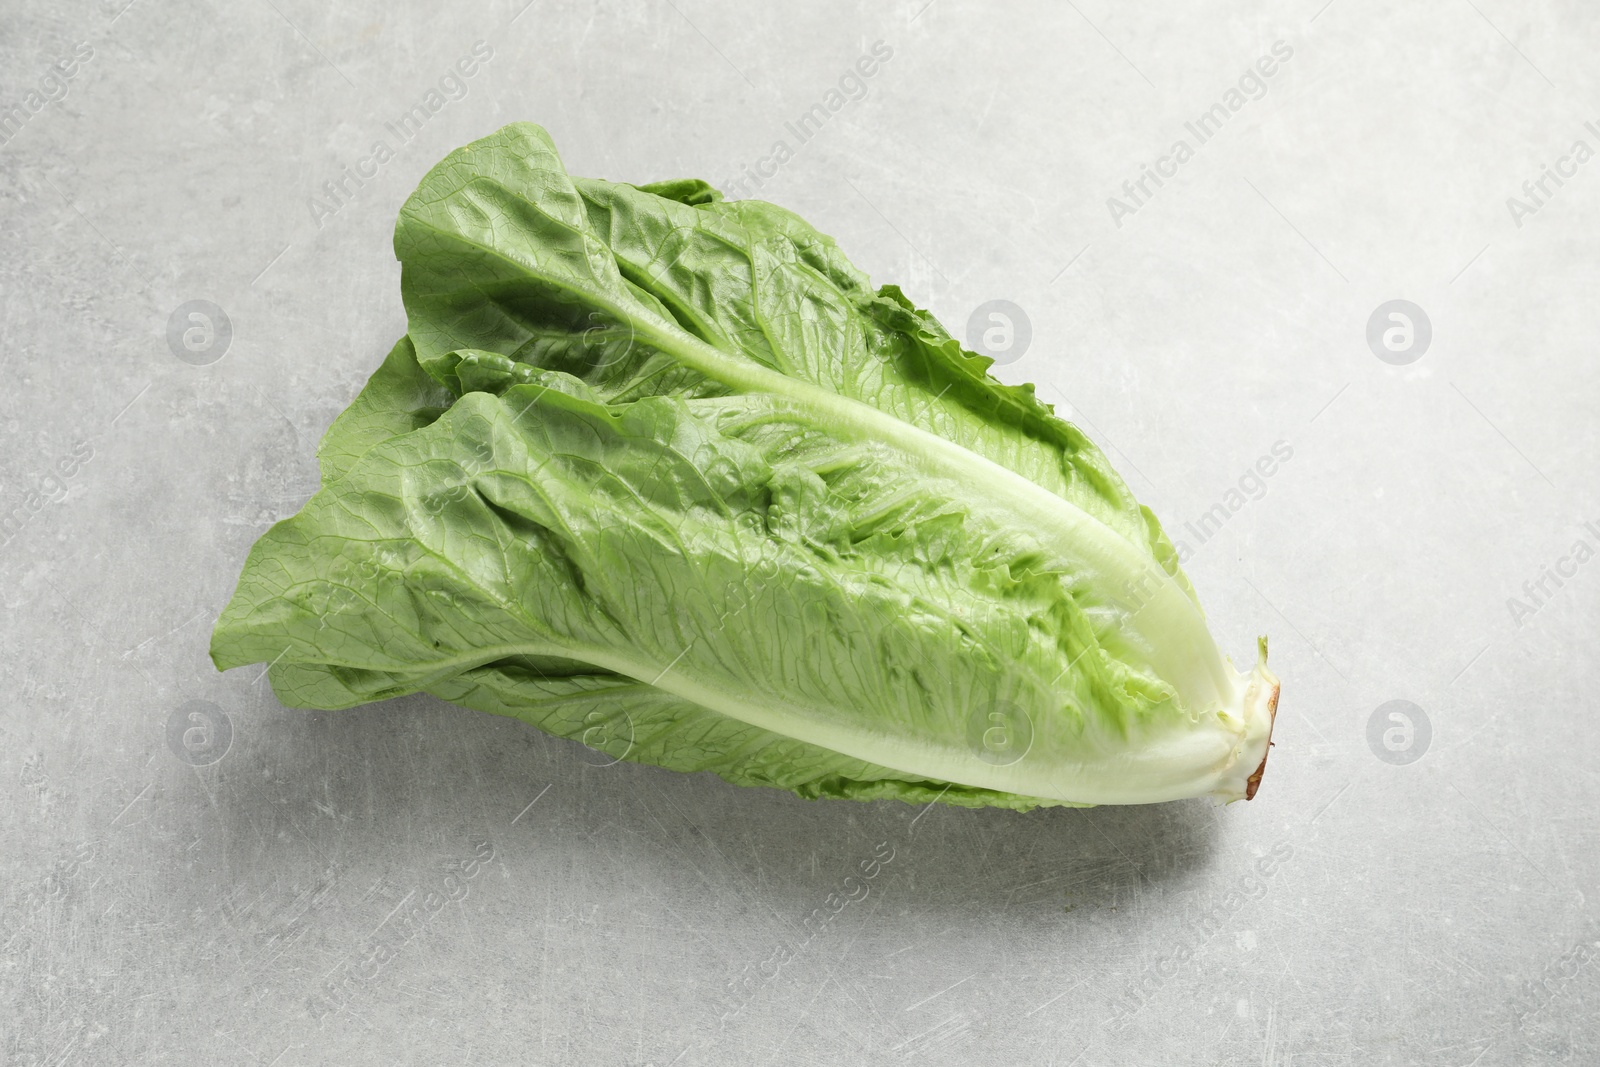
[212,123,1278,808]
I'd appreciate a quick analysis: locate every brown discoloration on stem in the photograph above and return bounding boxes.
[1244,678,1280,800]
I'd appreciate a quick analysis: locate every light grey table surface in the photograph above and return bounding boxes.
[3,1,1597,1064]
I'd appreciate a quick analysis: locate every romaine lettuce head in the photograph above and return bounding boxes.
[210,123,1279,810]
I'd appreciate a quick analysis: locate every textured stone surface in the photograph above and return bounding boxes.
[1,1,1596,1063]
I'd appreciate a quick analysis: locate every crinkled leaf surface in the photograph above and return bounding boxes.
[212,123,1271,809]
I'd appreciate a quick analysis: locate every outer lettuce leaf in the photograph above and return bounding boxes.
[317,336,454,484]
[212,123,1277,808]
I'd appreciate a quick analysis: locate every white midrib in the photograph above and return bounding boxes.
[405,641,1259,806]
